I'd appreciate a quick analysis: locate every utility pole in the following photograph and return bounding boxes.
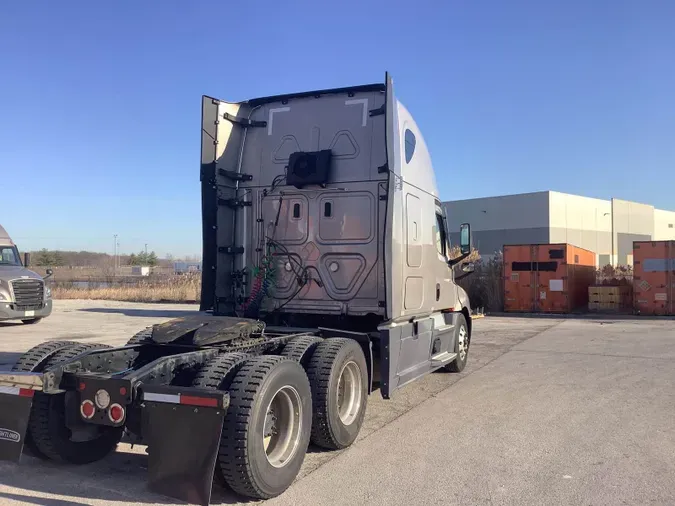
[113,234,118,276]
[610,198,615,267]
[145,243,148,255]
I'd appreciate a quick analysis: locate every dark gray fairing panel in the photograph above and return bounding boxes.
[379,312,462,399]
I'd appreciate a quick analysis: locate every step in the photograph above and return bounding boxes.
[430,351,457,367]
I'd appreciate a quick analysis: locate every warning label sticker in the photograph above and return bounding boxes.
[637,280,652,292]
[655,293,668,301]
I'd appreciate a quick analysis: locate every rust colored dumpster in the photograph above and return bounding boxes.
[504,243,596,313]
[633,240,675,315]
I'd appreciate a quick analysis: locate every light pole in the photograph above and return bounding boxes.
[604,211,614,267]
[113,234,118,275]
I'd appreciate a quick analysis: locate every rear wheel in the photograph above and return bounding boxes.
[125,326,154,345]
[28,343,124,464]
[11,340,80,457]
[11,340,79,373]
[219,356,312,499]
[21,318,42,324]
[306,338,368,450]
[280,335,323,366]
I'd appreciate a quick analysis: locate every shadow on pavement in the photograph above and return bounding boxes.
[0,321,23,328]
[78,307,199,318]
[0,491,91,506]
[1,448,249,505]
[0,352,22,370]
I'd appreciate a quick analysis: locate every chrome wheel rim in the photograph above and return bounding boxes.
[458,325,467,361]
[263,385,302,468]
[337,361,362,426]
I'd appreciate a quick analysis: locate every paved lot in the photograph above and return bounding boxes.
[1,300,674,505]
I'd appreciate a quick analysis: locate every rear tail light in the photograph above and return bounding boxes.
[80,400,95,419]
[108,403,125,424]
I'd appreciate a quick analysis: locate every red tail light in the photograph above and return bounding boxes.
[80,400,95,419]
[108,403,125,424]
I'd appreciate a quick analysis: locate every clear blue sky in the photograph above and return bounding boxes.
[1,1,673,257]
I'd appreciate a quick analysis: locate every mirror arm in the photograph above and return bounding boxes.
[447,252,470,267]
[454,271,473,281]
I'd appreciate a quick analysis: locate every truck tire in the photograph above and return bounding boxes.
[219,356,312,499]
[191,352,250,486]
[11,340,80,457]
[444,313,469,373]
[28,343,124,464]
[306,338,368,450]
[21,318,42,324]
[280,336,323,367]
[11,340,79,373]
[192,352,250,392]
[125,326,154,345]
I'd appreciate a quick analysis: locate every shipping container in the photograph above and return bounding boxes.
[504,243,596,313]
[633,240,675,316]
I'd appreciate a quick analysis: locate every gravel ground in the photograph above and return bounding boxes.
[0,300,673,505]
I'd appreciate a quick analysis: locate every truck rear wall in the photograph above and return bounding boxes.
[201,88,388,317]
[504,243,596,313]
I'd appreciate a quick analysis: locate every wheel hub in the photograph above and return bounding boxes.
[458,325,468,361]
[336,361,362,426]
[262,386,302,468]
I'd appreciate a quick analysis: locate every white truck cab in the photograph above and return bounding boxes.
[0,225,52,324]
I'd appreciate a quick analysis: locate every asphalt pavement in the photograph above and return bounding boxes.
[1,301,673,505]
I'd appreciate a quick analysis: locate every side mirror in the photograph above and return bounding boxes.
[44,268,54,280]
[23,252,30,267]
[461,262,475,274]
[459,223,471,255]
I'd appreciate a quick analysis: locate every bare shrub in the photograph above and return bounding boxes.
[52,273,201,303]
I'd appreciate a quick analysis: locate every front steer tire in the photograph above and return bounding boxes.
[444,313,470,373]
[306,338,368,450]
[219,355,312,500]
[28,343,124,464]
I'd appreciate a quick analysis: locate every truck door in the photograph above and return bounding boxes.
[435,206,456,309]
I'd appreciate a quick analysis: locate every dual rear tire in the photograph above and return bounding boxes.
[13,341,124,464]
[195,337,369,499]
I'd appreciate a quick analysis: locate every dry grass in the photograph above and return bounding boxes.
[52,274,201,303]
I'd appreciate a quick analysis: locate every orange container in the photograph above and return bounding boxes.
[633,241,675,316]
[504,243,596,313]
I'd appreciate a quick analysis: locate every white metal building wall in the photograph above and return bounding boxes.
[444,190,674,267]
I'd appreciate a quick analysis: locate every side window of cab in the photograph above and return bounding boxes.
[435,213,447,257]
[404,129,416,163]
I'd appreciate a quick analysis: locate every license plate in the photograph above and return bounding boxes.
[24,310,35,317]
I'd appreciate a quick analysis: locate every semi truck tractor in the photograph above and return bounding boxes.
[0,225,53,324]
[0,74,475,505]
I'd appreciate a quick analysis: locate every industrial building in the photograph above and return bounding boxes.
[444,191,675,267]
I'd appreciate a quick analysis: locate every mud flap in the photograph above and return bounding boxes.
[0,388,34,463]
[141,386,228,506]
